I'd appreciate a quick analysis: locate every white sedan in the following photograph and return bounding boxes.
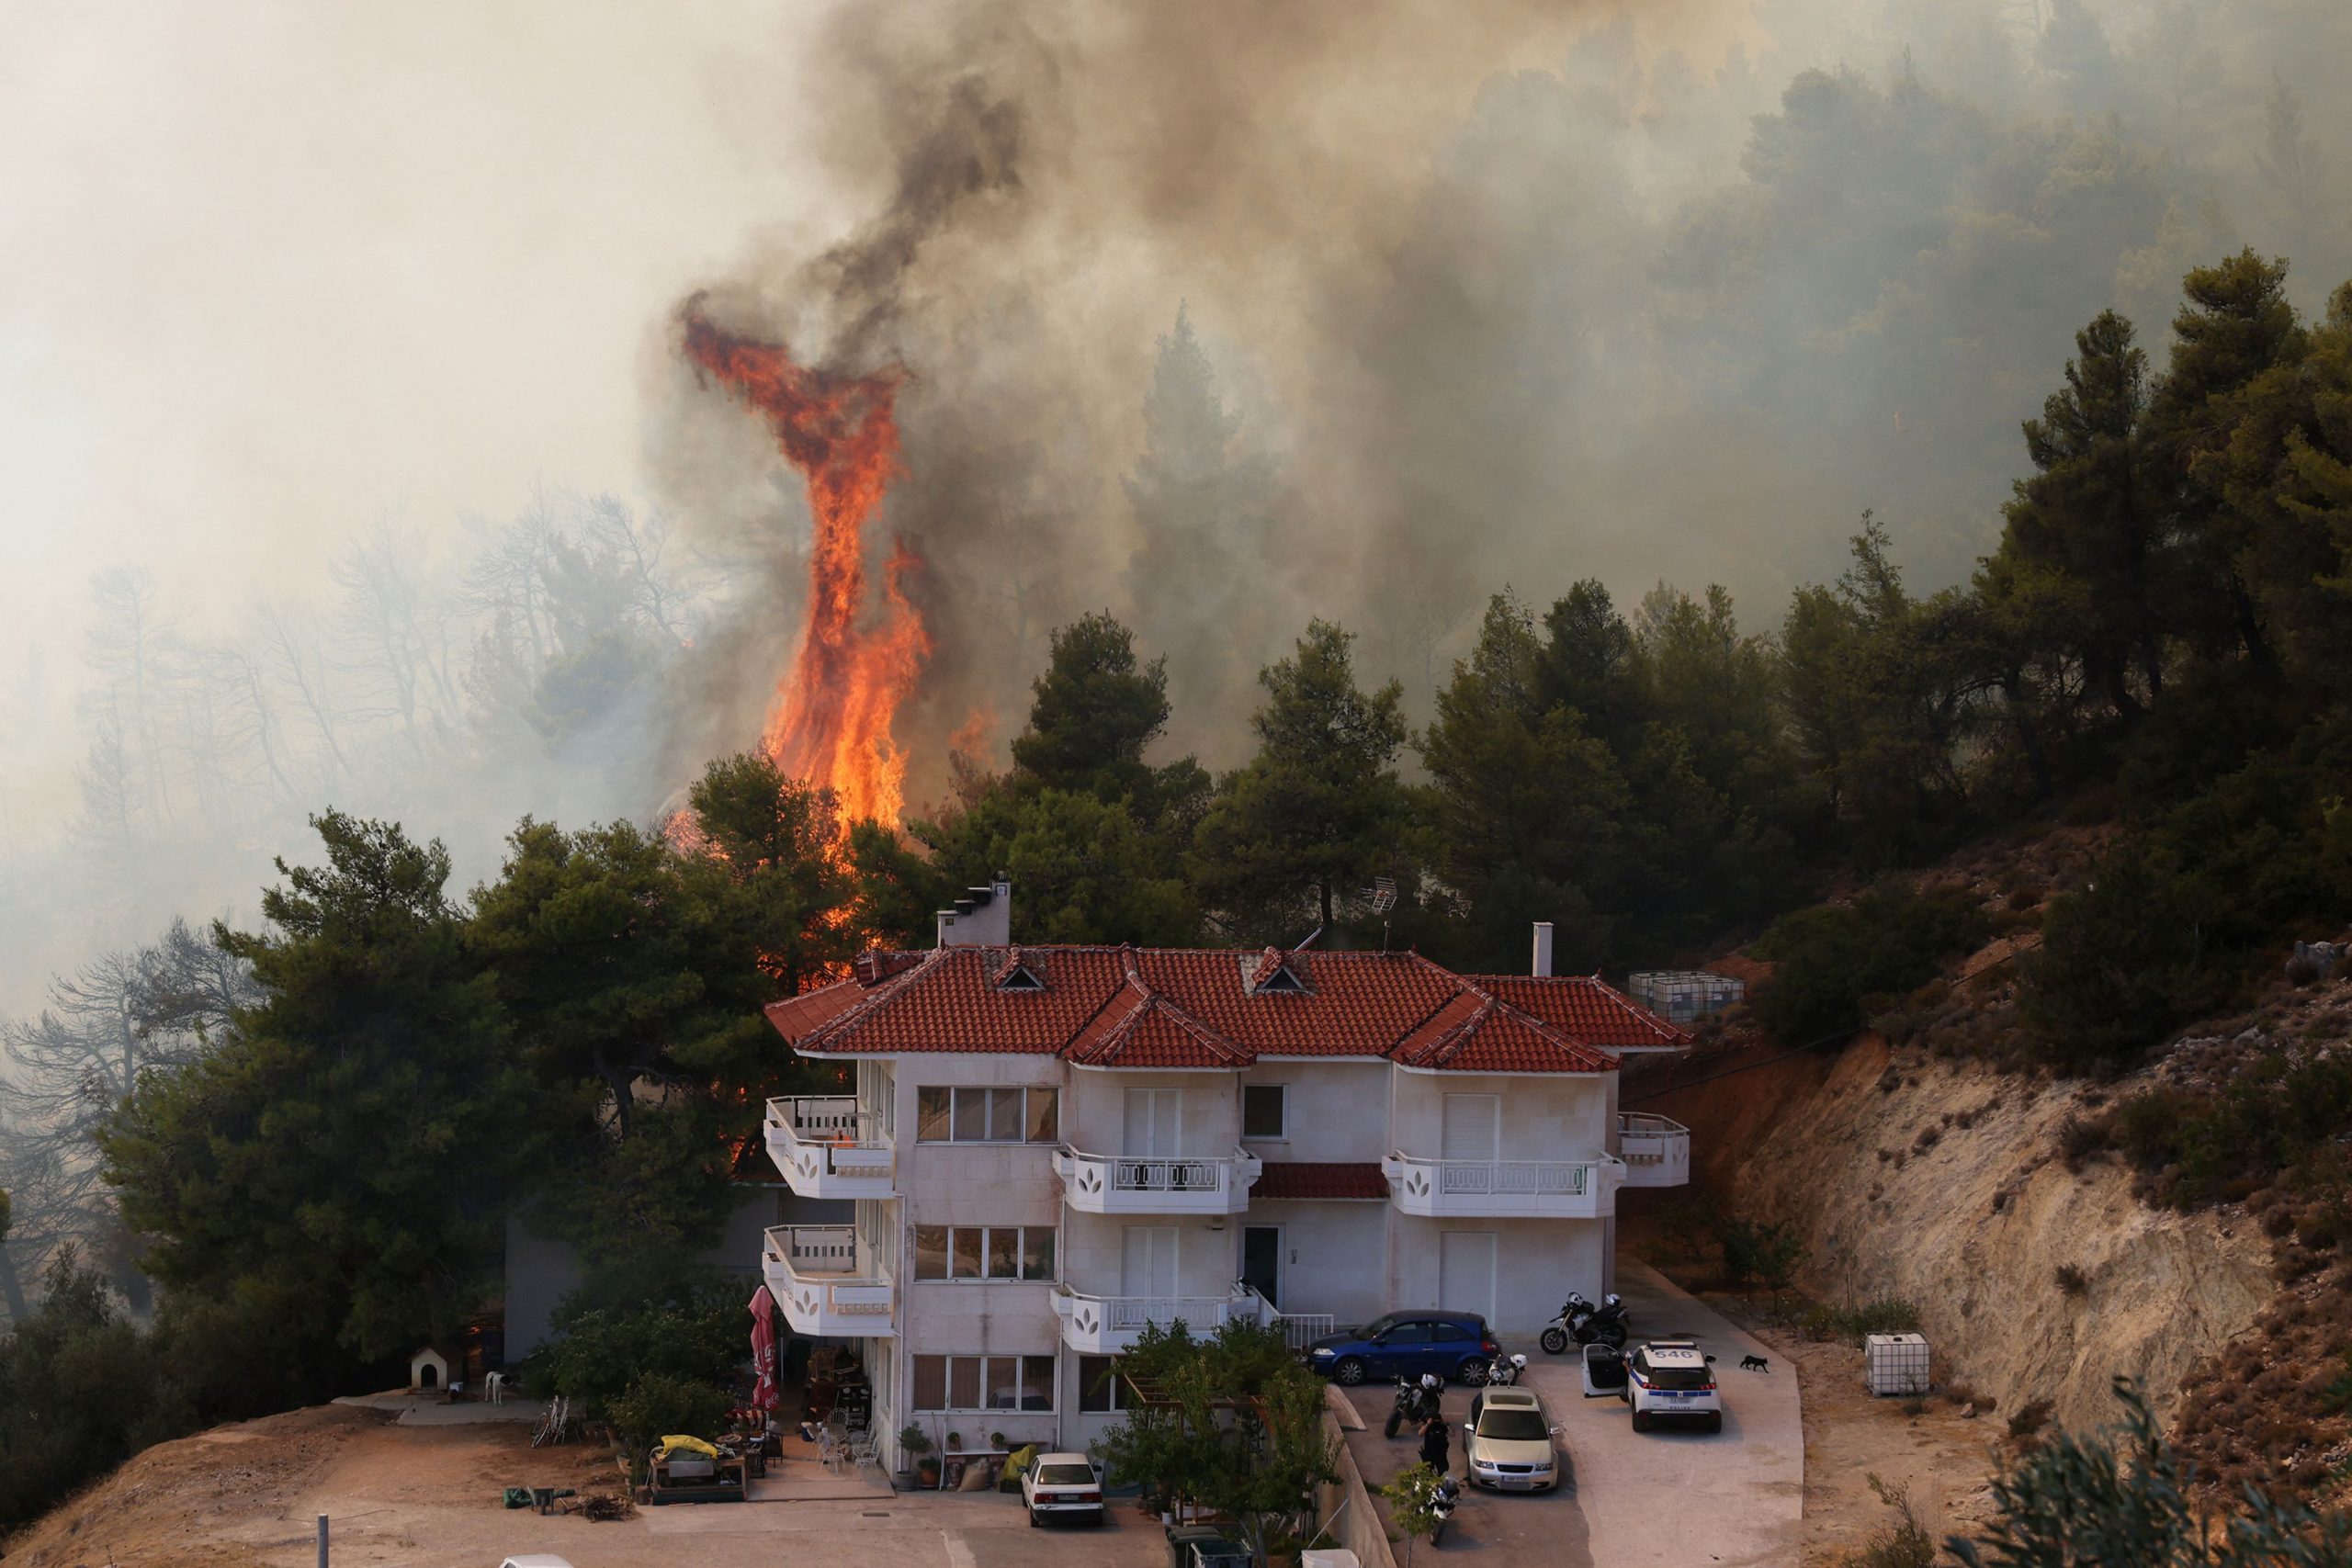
[1464,1387,1562,1491]
[1021,1452,1106,1527]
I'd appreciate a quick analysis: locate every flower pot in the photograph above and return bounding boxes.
[917,1458,942,1487]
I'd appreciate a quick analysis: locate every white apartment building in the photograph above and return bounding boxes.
[757,882,1691,1466]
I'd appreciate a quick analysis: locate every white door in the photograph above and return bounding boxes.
[1122,1226,1179,1298]
[1440,1231,1498,1325]
[1441,1094,1500,1162]
[1124,1089,1181,1156]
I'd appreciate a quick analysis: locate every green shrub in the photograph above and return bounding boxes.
[2019,852,2226,1068]
[1951,1379,2352,1565]
[524,1275,746,1421]
[1716,1216,1807,1292]
[607,1371,733,1454]
[1752,884,1990,1045]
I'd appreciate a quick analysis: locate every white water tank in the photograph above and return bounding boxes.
[1302,1552,1362,1568]
[1865,1333,1931,1396]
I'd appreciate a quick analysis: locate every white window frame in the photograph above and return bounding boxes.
[1240,1083,1288,1142]
[909,1353,1057,1413]
[914,1085,1059,1144]
[911,1224,1057,1282]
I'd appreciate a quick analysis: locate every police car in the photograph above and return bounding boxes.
[1581,1338,1724,1433]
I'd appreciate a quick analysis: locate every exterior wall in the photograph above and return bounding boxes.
[1061,1212,1237,1301]
[1388,1069,1612,1160]
[1387,1213,1604,1337]
[1064,1067,1240,1157]
[1236,1199,1387,1324]
[1239,1060,1386,1163]
[879,1055,1063,1467]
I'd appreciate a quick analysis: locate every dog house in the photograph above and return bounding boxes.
[410,1345,452,1392]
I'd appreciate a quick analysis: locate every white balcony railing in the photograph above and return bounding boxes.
[1617,1112,1691,1188]
[1052,1146,1261,1215]
[764,1096,896,1199]
[1053,1284,1272,1354]
[762,1224,895,1337]
[1380,1152,1625,1219]
[1275,1314,1338,1352]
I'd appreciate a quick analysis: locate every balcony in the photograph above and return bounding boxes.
[762,1225,896,1337]
[764,1096,896,1200]
[1380,1152,1625,1219]
[1052,1285,1272,1354]
[1617,1112,1691,1188]
[1052,1146,1261,1215]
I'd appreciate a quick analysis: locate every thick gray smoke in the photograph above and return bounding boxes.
[657,0,2352,796]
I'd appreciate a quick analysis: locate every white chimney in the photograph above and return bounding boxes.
[937,875,1013,948]
[1532,922,1555,978]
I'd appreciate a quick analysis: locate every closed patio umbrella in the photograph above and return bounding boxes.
[749,1284,781,1412]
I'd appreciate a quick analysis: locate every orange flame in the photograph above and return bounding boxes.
[683,307,933,826]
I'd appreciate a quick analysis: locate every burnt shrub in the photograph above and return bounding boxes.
[2007,1397,2055,1442]
[2053,1263,2089,1296]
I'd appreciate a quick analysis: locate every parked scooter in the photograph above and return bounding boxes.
[1483,1353,1529,1387]
[1429,1474,1462,1544]
[1539,1292,1629,1354]
[1384,1373,1443,1438]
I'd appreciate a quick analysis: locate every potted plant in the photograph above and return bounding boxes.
[944,1429,963,1451]
[899,1425,937,1490]
[989,1429,1008,1451]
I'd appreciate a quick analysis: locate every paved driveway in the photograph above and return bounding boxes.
[1340,1258,1802,1567]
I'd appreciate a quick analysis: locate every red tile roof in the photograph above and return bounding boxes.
[762,946,1690,1073]
[1472,976,1691,1050]
[1253,1162,1390,1201]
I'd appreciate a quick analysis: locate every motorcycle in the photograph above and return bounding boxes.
[1539,1291,1629,1354]
[1429,1474,1461,1544]
[1384,1372,1443,1438]
[1484,1353,1528,1387]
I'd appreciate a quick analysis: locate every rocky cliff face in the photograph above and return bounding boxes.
[1629,1032,2274,1435]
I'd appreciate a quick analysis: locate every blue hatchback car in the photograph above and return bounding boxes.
[1306,1311,1500,1386]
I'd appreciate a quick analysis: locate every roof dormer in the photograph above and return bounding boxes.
[1242,945,1308,995]
[992,945,1046,993]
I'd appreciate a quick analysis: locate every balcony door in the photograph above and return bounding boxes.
[1124,1089,1182,1156]
[1240,1224,1282,1308]
[1441,1093,1499,1162]
[1122,1226,1178,1303]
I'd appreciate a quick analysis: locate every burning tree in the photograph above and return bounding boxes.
[681,304,931,829]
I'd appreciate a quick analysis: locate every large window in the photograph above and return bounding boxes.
[1241,1084,1287,1141]
[910,1354,1057,1411]
[911,1225,1056,1282]
[1077,1354,1128,1414]
[916,1086,1058,1144]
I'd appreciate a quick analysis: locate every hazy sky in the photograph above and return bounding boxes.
[0,0,840,783]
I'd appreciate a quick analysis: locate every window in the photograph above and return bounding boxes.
[913,1225,1057,1282]
[1241,1084,1286,1140]
[910,1354,1057,1411]
[1078,1354,1127,1413]
[914,1086,1058,1143]
[1378,1321,1430,1345]
[1476,1408,1549,1440]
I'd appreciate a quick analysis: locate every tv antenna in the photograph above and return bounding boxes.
[1361,876,1398,950]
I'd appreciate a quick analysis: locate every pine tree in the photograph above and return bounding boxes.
[1192,622,1410,938]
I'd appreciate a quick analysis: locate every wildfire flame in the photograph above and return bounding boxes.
[682,306,932,827]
